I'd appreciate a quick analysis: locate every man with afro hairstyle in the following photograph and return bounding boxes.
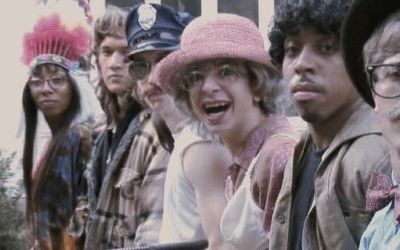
[267,0,391,249]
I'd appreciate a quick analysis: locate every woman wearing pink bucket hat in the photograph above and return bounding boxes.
[156,13,299,249]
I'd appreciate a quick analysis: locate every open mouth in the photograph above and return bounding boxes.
[203,102,231,115]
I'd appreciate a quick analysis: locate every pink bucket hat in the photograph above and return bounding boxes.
[156,13,272,90]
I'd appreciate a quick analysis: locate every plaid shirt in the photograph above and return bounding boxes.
[85,110,169,249]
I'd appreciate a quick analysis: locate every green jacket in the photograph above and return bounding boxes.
[269,102,391,250]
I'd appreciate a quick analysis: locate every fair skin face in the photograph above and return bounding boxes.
[29,66,72,131]
[371,52,400,181]
[133,50,186,132]
[184,59,264,249]
[98,35,133,115]
[187,59,265,155]
[282,26,361,149]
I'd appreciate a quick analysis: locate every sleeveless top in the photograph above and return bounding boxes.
[159,125,209,243]
[220,153,267,250]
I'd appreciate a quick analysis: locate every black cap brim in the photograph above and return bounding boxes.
[342,0,400,107]
[127,40,180,58]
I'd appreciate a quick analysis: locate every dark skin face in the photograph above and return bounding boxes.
[29,65,73,129]
[282,27,360,149]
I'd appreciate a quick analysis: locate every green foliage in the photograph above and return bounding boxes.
[0,150,28,250]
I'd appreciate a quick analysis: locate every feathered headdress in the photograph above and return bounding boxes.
[22,13,90,71]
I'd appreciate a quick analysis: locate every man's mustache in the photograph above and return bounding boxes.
[290,76,322,93]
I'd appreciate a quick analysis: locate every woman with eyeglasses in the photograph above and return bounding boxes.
[21,14,97,249]
[156,14,299,249]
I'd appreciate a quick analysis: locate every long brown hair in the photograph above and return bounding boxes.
[91,5,134,124]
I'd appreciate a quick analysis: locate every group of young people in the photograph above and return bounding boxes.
[20,0,400,249]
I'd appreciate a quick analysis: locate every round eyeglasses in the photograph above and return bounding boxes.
[129,60,152,80]
[128,52,170,80]
[28,76,68,91]
[181,62,247,91]
[366,63,400,99]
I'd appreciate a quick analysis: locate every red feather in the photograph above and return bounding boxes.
[22,13,90,66]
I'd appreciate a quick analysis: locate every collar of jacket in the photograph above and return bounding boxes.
[324,100,382,160]
[96,110,151,205]
[105,108,152,132]
[293,100,382,167]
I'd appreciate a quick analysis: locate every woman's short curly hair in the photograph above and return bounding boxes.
[268,0,352,67]
[170,59,287,121]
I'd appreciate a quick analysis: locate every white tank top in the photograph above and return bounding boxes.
[220,153,268,250]
[159,125,209,243]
